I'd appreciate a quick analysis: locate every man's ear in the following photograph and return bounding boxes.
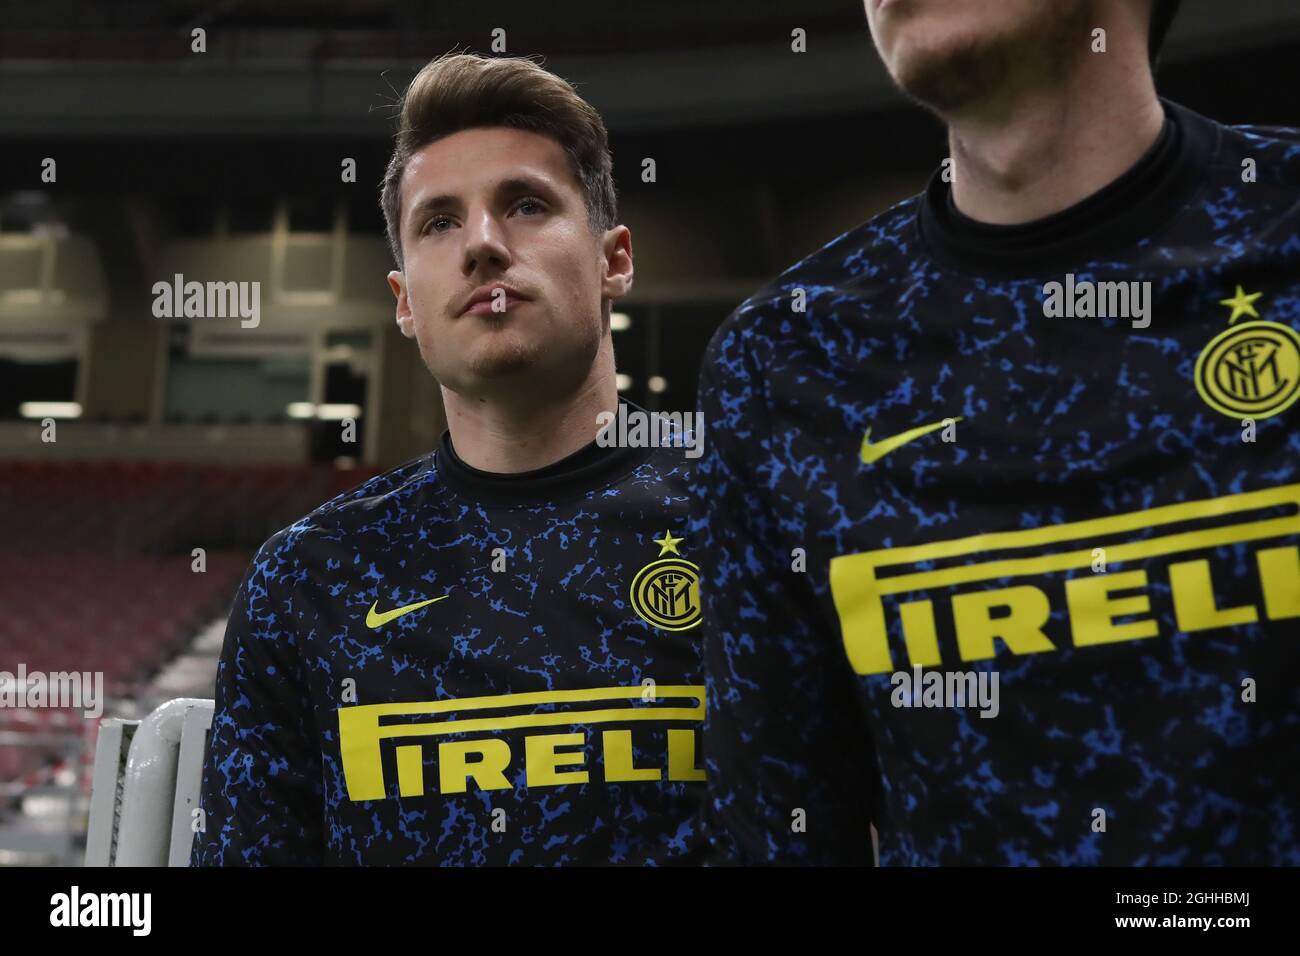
[600,225,633,301]
[387,270,417,339]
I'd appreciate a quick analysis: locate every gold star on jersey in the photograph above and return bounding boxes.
[630,531,701,631]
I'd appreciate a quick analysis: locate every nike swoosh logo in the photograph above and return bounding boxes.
[365,595,449,628]
[860,417,962,465]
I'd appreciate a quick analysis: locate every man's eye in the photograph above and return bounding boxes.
[423,217,452,236]
[515,198,545,216]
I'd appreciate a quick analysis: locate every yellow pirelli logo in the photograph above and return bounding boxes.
[338,685,706,802]
[830,483,1300,675]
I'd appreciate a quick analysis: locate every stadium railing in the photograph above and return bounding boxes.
[85,698,212,867]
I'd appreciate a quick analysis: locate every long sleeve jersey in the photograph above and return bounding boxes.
[192,400,707,865]
[693,100,1300,865]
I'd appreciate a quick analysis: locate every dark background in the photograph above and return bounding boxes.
[1,0,1298,466]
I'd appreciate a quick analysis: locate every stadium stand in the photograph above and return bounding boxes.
[0,459,376,863]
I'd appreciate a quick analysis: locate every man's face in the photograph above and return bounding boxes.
[864,0,1091,112]
[388,126,630,399]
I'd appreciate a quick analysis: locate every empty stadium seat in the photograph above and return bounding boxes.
[0,458,378,795]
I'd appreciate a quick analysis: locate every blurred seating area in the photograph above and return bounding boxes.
[0,458,376,552]
[0,459,377,817]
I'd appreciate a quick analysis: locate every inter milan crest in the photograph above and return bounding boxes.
[1195,286,1300,420]
[630,531,701,631]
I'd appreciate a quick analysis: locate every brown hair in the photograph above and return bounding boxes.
[380,53,617,270]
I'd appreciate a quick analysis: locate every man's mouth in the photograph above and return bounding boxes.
[462,295,529,317]
[459,284,532,317]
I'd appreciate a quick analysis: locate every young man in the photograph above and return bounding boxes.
[695,0,1300,865]
[192,53,706,865]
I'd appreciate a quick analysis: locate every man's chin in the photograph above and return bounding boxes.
[464,350,538,382]
[889,36,1006,113]
[884,1,1087,114]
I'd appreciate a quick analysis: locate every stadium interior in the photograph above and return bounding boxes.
[1,0,1298,864]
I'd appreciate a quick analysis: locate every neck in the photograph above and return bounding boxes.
[441,347,618,474]
[945,46,1164,224]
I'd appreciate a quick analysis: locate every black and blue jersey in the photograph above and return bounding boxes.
[192,399,707,865]
[693,100,1300,865]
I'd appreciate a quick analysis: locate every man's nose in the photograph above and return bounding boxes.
[462,209,512,276]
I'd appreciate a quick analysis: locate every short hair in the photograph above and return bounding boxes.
[1149,0,1181,64]
[379,53,617,270]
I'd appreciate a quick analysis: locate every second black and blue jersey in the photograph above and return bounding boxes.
[693,100,1300,866]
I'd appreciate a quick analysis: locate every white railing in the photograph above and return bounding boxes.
[85,698,212,867]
